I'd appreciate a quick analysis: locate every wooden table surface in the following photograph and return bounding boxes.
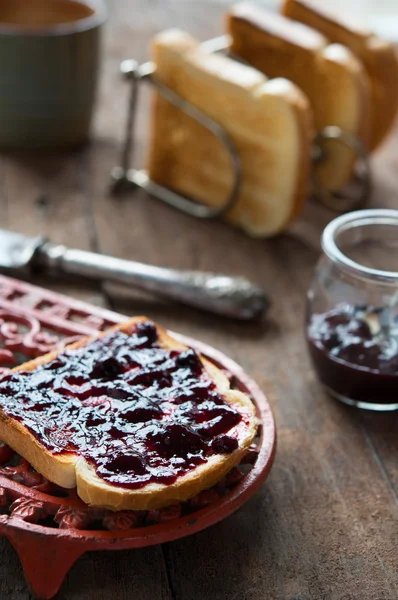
[1,1,398,599]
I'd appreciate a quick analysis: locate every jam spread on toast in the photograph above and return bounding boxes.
[307,305,398,404]
[0,321,245,489]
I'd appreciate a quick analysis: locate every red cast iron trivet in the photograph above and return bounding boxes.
[0,274,276,600]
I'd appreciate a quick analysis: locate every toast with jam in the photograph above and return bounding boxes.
[283,0,398,150]
[227,3,370,191]
[147,28,313,238]
[0,317,257,511]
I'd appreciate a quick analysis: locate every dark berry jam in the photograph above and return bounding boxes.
[307,305,398,405]
[0,321,245,489]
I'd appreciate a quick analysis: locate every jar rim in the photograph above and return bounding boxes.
[322,209,398,283]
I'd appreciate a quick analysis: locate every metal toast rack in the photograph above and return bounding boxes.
[110,35,371,219]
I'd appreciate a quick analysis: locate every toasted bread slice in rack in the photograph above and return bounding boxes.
[282,0,398,149]
[0,317,257,511]
[147,29,312,238]
[227,3,370,191]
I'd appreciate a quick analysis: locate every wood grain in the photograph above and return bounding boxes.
[0,1,398,598]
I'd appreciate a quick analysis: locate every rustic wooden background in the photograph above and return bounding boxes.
[1,1,398,598]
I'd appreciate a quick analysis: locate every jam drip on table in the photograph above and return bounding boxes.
[307,304,398,404]
[0,321,244,489]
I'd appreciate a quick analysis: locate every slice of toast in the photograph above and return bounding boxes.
[147,29,313,238]
[227,3,370,191]
[283,0,398,150]
[0,317,257,511]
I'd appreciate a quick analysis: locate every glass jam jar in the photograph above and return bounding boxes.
[306,209,398,411]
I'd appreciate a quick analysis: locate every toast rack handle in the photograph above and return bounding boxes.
[110,58,242,220]
[38,243,269,320]
[311,126,371,212]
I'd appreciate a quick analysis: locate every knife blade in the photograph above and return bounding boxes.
[0,230,269,320]
[0,230,45,269]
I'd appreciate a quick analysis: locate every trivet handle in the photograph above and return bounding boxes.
[37,243,269,320]
[2,524,83,599]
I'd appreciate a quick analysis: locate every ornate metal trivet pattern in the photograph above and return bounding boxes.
[0,275,276,600]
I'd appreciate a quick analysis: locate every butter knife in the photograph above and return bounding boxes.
[0,230,269,320]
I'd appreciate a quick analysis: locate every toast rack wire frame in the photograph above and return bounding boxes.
[110,35,371,216]
[0,274,276,600]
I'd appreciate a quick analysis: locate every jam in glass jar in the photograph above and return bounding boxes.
[306,209,398,411]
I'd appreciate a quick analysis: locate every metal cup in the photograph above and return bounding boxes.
[0,0,107,149]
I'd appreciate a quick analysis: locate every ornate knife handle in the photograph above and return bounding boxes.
[38,243,269,320]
